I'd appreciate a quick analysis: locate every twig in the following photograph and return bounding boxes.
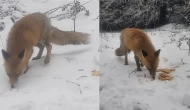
[162,41,173,47]
[66,80,80,86]
[13,0,21,9]
[7,0,22,18]
[181,58,187,65]
[44,6,62,15]
[181,58,188,65]
[79,87,82,94]
[49,13,68,19]
[94,16,99,20]
[66,80,82,94]
[76,76,87,80]
[128,69,137,78]
[44,3,73,15]
[81,0,93,5]
[11,17,15,23]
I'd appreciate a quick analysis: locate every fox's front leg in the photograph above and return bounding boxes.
[32,43,45,60]
[23,64,30,74]
[24,66,29,74]
[44,42,52,64]
[140,61,144,67]
[134,55,142,71]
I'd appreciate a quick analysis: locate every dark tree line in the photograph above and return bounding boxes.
[100,0,190,32]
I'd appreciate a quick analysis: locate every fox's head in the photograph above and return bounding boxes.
[141,49,161,79]
[1,49,28,88]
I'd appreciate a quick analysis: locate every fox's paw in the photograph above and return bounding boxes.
[32,56,41,60]
[44,56,50,64]
[124,62,128,65]
[137,68,142,71]
[24,67,28,74]
[152,76,155,80]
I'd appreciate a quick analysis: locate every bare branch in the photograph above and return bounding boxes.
[81,0,93,6]
[128,69,137,78]
[66,80,82,94]
[76,76,87,80]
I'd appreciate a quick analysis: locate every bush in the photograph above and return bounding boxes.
[100,0,190,32]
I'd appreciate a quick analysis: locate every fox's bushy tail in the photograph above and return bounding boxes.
[115,34,131,56]
[49,26,90,45]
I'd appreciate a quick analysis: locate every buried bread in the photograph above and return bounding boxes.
[158,73,173,81]
[157,68,175,81]
[156,68,175,74]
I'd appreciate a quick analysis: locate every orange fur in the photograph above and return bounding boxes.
[115,28,160,79]
[2,12,89,88]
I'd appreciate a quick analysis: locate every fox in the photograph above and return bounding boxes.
[115,28,160,79]
[1,12,90,88]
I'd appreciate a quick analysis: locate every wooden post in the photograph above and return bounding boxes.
[188,38,190,56]
[74,0,77,32]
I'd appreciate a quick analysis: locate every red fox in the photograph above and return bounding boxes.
[1,12,90,88]
[115,28,160,79]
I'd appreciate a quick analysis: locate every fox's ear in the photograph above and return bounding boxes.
[154,49,161,57]
[18,49,25,59]
[2,49,10,60]
[142,50,148,57]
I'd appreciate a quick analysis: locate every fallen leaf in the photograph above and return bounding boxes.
[92,70,100,76]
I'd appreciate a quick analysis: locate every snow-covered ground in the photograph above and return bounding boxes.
[0,0,99,110]
[100,24,190,110]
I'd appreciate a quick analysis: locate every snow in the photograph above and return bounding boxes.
[183,92,190,108]
[2,0,190,109]
[0,0,99,110]
[100,24,190,110]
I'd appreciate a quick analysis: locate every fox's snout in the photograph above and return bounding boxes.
[9,76,19,88]
[6,66,27,88]
[7,68,27,88]
[147,68,156,79]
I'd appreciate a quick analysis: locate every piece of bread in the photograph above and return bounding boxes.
[156,68,175,74]
[158,73,173,81]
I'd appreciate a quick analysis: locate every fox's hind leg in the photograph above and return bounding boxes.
[115,35,131,65]
[134,55,142,71]
[124,49,131,65]
[32,43,45,60]
[44,41,52,64]
[124,54,128,65]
